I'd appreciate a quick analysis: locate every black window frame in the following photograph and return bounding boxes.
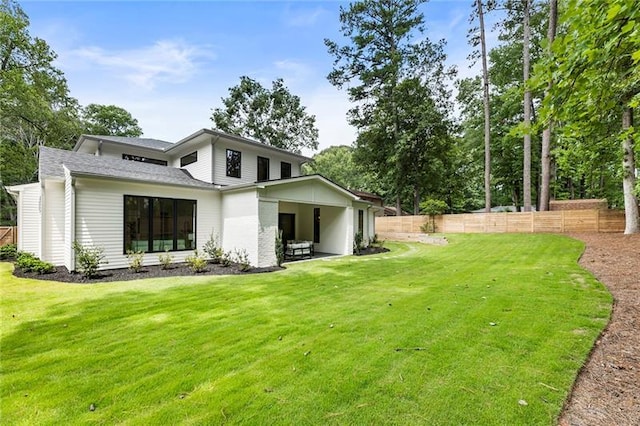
[358,209,364,234]
[122,154,168,166]
[257,156,270,182]
[226,149,242,178]
[180,151,198,167]
[123,195,197,254]
[281,161,292,179]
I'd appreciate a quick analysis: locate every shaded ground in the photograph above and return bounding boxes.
[560,233,640,426]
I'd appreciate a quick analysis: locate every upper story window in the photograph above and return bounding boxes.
[257,156,270,182]
[180,151,198,167]
[122,154,167,166]
[226,149,241,178]
[281,162,292,179]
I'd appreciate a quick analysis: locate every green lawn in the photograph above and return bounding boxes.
[0,234,611,425]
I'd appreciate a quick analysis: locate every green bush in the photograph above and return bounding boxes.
[0,243,18,260]
[220,251,232,267]
[203,232,224,264]
[158,250,173,270]
[353,231,364,255]
[72,241,108,279]
[232,248,251,272]
[419,199,448,233]
[15,251,54,274]
[275,229,284,267]
[126,250,145,272]
[185,250,207,273]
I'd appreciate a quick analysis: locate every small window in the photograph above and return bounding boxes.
[122,154,167,166]
[281,162,292,179]
[358,210,364,234]
[226,149,241,178]
[180,151,198,167]
[257,156,270,182]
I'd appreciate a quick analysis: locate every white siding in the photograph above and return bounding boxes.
[212,141,302,186]
[172,142,213,183]
[220,189,260,266]
[73,178,220,270]
[44,181,65,266]
[15,183,41,256]
[261,180,352,207]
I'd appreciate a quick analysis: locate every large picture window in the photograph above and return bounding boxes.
[124,195,196,253]
[257,156,270,182]
[226,149,241,178]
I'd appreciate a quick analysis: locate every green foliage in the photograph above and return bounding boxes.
[211,76,318,153]
[14,251,54,274]
[420,199,447,233]
[0,243,17,260]
[185,250,207,273]
[72,241,107,279]
[82,104,142,136]
[275,229,284,267]
[353,231,364,255]
[203,232,223,264]
[232,248,251,272]
[158,250,173,270]
[326,1,455,212]
[302,145,378,192]
[126,250,144,273]
[220,250,232,267]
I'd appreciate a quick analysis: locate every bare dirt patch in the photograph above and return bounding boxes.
[560,233,640,426]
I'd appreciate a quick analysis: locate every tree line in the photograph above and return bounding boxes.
[2,0,638,233]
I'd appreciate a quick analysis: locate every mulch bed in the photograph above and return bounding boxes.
[13,262,283,284]
[560,233,640,426]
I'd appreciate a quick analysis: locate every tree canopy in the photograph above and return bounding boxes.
[82,104,143,137]
[211,76,318,154]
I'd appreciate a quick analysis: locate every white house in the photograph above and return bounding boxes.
[7,129,379,270]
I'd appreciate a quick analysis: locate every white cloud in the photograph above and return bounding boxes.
[68,40,215,90]
[283,5,327,27]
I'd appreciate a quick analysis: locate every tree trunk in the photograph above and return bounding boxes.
[477,0,492,213]
[622,107,639,234]
[396,195,402,217]
[522,0,532,212]
[413,184,420,215]
[539,0,557,211]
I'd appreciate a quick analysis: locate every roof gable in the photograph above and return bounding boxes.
[39,146,213,189]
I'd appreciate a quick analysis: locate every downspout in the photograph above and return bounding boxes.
[70,176,76,270]
[40,180,45,260]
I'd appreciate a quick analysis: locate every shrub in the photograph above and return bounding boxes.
[353,231,364,255]
[158,250,173,270]
[233,248,251,272]
[419,199,448,233]
[0,243,18,260]
[275,229,284,267]
[126,250,145,273]
[72,241,108,279]
[15,251,55,274]
[220,250,232,267]
[185,250,207,273]
[203,232,224,264]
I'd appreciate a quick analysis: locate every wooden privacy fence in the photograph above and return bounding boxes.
[0,226,17,246]
[376,210,626,235]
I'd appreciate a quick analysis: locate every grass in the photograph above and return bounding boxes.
[0,234,611,425]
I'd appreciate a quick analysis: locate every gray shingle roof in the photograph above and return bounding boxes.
[39,146,213,189]
[82,135,173,151]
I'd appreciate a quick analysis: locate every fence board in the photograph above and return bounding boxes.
[0,226,17,246]
[376,209,626,235]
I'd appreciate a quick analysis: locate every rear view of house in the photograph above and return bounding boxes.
[7,129,379,271]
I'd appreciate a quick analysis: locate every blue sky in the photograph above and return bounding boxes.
[22,0,494,156]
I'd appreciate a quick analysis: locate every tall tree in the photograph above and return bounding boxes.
[538,0,557,211]
[302,145,378,192]
[211,76,318,153]
[82,104,143,137]
[522,0,533,211]
[325,0,453,214]
[1,0,81,224]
